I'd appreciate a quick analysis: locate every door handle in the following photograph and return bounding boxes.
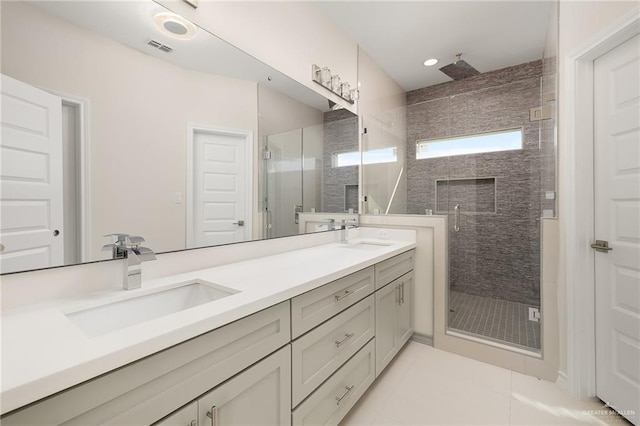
[591,240,613,253]
[334,289,353,302]
[335,385,355,405]
[454,204,460,232]
[334,332,354,347]
[232,220,245,227]
[206,406,218,426]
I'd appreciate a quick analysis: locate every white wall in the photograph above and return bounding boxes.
[157,0,358,114]
[0,2,258,259]
[557,0,639,384]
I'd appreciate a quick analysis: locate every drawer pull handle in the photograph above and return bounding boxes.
[334,290,353,301]
[335,333,355,347]
[206,406,218,426]
[335,385,355,405]
[400,282,405,304]
[189,421,196,426]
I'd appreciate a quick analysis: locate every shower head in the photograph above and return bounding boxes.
[439,53,480,81]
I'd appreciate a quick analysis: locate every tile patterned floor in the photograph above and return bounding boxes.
[449,291,541,350]
[340,342,631,426]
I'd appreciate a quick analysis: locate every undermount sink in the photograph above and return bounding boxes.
[340,240,394,251]
[66,280,239,338]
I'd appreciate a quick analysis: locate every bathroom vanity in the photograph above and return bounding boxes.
[0,230,416,425]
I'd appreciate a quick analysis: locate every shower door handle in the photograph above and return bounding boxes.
[454,204,460,232]
[294,204,303,224]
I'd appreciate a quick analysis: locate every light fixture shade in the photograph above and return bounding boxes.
[153,12,198,41]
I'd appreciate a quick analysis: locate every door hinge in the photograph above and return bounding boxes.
[528,307,540,323]
[263,150,272,160]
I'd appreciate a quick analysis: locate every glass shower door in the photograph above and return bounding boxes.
[265,129,303,238]
[443,82,543,352]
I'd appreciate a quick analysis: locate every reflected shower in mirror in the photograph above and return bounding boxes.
[0,1,357,274]
[259,84,358,239]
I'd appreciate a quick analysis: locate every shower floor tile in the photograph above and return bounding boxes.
[448,291,541,350]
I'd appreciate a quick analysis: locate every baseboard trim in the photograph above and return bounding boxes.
[556,370,568,391]
[410,332,433,346]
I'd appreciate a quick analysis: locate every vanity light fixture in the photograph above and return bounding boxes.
[311,64,355,105]
[424,58,439,67]
[153,12,198,41]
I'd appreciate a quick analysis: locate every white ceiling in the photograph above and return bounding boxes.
[317,1,554,91]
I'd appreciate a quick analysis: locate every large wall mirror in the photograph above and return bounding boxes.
[0,0,358,274]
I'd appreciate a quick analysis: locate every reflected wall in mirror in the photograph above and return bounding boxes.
[0,1,355,274]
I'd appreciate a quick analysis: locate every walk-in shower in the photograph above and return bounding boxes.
[361,57,556,353]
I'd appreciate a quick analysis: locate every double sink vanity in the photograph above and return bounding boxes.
[1,228,416,425]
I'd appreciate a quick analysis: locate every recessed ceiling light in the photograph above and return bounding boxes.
[153,12,198,41]
[424,58,439,67]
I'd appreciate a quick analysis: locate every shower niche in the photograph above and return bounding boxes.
[435,178,496,214]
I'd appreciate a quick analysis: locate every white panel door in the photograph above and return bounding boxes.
[189,127,251,248]
[594,34,640,425]
[0,74,63,273]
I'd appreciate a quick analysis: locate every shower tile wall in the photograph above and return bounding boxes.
[323,109,359,212]
[406,60,543,306]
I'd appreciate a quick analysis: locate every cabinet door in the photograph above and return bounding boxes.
[197,345,291,426]
[374,281,398,376]
[397,272,414,349]
[154,402,197,426]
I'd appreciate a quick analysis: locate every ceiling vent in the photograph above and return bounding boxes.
[147,39,173,53]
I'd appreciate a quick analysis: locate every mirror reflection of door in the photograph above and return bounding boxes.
[0,74,65,273]
[187,125,253,248]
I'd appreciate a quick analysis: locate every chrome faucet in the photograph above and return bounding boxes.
[102,234,156,290]
[340,218,359,243]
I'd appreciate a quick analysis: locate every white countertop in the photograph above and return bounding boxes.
[0,232,415,414]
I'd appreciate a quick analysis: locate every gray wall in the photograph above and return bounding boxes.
[323,109,359,213]
[406,60,543,306]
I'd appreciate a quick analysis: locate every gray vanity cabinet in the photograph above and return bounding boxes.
[1,302,291,426]
[155,346,291,426]
[195,345,291,426]
[375,271,414,376]
[1,249,415,426]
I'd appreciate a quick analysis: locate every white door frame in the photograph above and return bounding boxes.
[185,124,253,248]
[562,7,640,398]
[53,92,90,263]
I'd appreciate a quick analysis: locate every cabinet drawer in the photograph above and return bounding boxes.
[291,266,374,338]
[292,339,376,426]
[292,295,375,407]
[2,302,291,426]
[375,250,415,289]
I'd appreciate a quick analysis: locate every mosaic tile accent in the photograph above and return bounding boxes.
[449,291,541,350]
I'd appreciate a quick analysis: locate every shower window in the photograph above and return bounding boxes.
[333,147,397,167]
[416,128,522,159]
